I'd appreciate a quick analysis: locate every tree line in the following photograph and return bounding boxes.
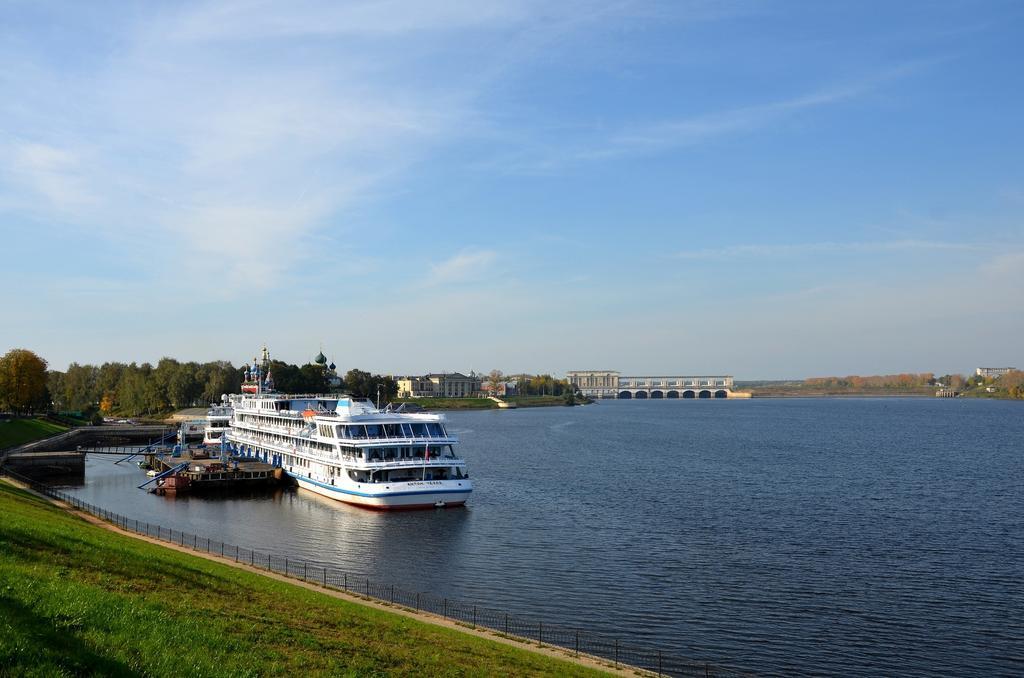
[804,373,938,390]
[0,348,400,418]
[482,370,575,397]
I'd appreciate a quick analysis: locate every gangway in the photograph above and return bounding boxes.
[76,429,176,458]
[113,430,178,464]
[137,462,189,490]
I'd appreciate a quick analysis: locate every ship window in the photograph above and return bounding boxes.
[427,423,444,437]
[349,425,366,439]
[410,423,428,437]
[383,424,403,438]
[365,424,382,438]
[401,423,414,437]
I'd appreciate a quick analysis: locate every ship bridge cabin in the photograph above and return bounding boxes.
[312,415,460,465]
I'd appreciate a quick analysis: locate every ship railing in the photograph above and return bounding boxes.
[355,457,464,468]
[341,436,458,445]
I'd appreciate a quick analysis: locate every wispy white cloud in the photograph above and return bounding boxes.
[165,0,540,41]
[4,142,97,212]
[486,60,937,172]
[427,248,498,285]
[672,239,986,260]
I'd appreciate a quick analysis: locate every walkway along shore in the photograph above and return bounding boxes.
[0,472,750,677]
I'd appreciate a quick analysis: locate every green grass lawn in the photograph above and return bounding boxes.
[0,419,68,449]
[0,482,609,677]
[393,396,587,410]
[394,398,497,410]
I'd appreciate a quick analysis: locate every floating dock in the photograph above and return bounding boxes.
[145,448,281,495]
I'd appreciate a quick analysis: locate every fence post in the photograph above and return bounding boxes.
[285,557,289,575]
[472,605,476,628]
[235,545,239,563]
[365,578,369,597]
[221,542,224,557]
[323,567,327,587]
[575,630,579,657]
[416,592,420,611]
[443,598,448,619]
[615,639,619,668]
[505,613,509,636]
[705,662,711,678]
[390,584,395,603]
[194,534,197,549]
[344,573,348,591]
[539,621,543,647]
[303,562,307,581]
[658,650,662,676]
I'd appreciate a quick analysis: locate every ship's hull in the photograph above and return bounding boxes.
[293,474,470,510]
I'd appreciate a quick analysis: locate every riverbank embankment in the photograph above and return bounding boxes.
[0,479,623,677]
[395,396,591,410]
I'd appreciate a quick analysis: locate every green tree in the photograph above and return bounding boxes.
[0,349,50,414]
[344,369,397,404]
[116,365,147,416]
[63,363,98,411]
[298,364,329,393]
[47,370,66,410]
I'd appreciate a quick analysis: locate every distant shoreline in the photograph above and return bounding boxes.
[748,392,934,399]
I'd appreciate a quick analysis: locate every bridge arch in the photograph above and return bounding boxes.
[714,389,728,399]
[698,390,712,399]
[682,390,695,399]
[666,390,679,398]
[634,390,648,399]
[618,390,633,399]
[650,390,664,399]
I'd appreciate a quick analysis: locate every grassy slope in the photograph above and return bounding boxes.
[0,483,607,677]
[0,419,68,449]
[393,396,584,410]
[395,397,497,410]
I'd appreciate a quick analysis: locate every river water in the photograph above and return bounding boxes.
[64,398,1022,676]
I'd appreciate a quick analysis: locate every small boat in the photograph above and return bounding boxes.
[154,473,191,494]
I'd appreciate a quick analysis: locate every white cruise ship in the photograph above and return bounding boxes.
[224,392,471,510]
[202,398,233,446]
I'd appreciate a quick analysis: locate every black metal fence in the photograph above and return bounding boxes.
[0,468,750,677]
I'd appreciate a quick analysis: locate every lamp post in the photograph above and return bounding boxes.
[376,384,382,410]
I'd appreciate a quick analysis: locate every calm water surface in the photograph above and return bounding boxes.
[65,398,1023,676]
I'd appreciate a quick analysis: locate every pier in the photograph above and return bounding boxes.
[0,424,282,493]
[143,449,280,494]
[0,425,173,480]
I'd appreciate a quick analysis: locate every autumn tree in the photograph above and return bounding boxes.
[485,369,504,395]
[0,349,50,414]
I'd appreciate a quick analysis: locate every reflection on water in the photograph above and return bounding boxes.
[69,456,473,586]
[63,399,1024,677]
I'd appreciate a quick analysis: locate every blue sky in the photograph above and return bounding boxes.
[2,0,1022,378]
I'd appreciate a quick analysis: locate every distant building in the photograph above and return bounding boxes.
[565,371,620,399]
[396,372,482,398]
[313,350,343,389]
[482,379,519,397]
[976,367,1016,378]
[567,371,738,398]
